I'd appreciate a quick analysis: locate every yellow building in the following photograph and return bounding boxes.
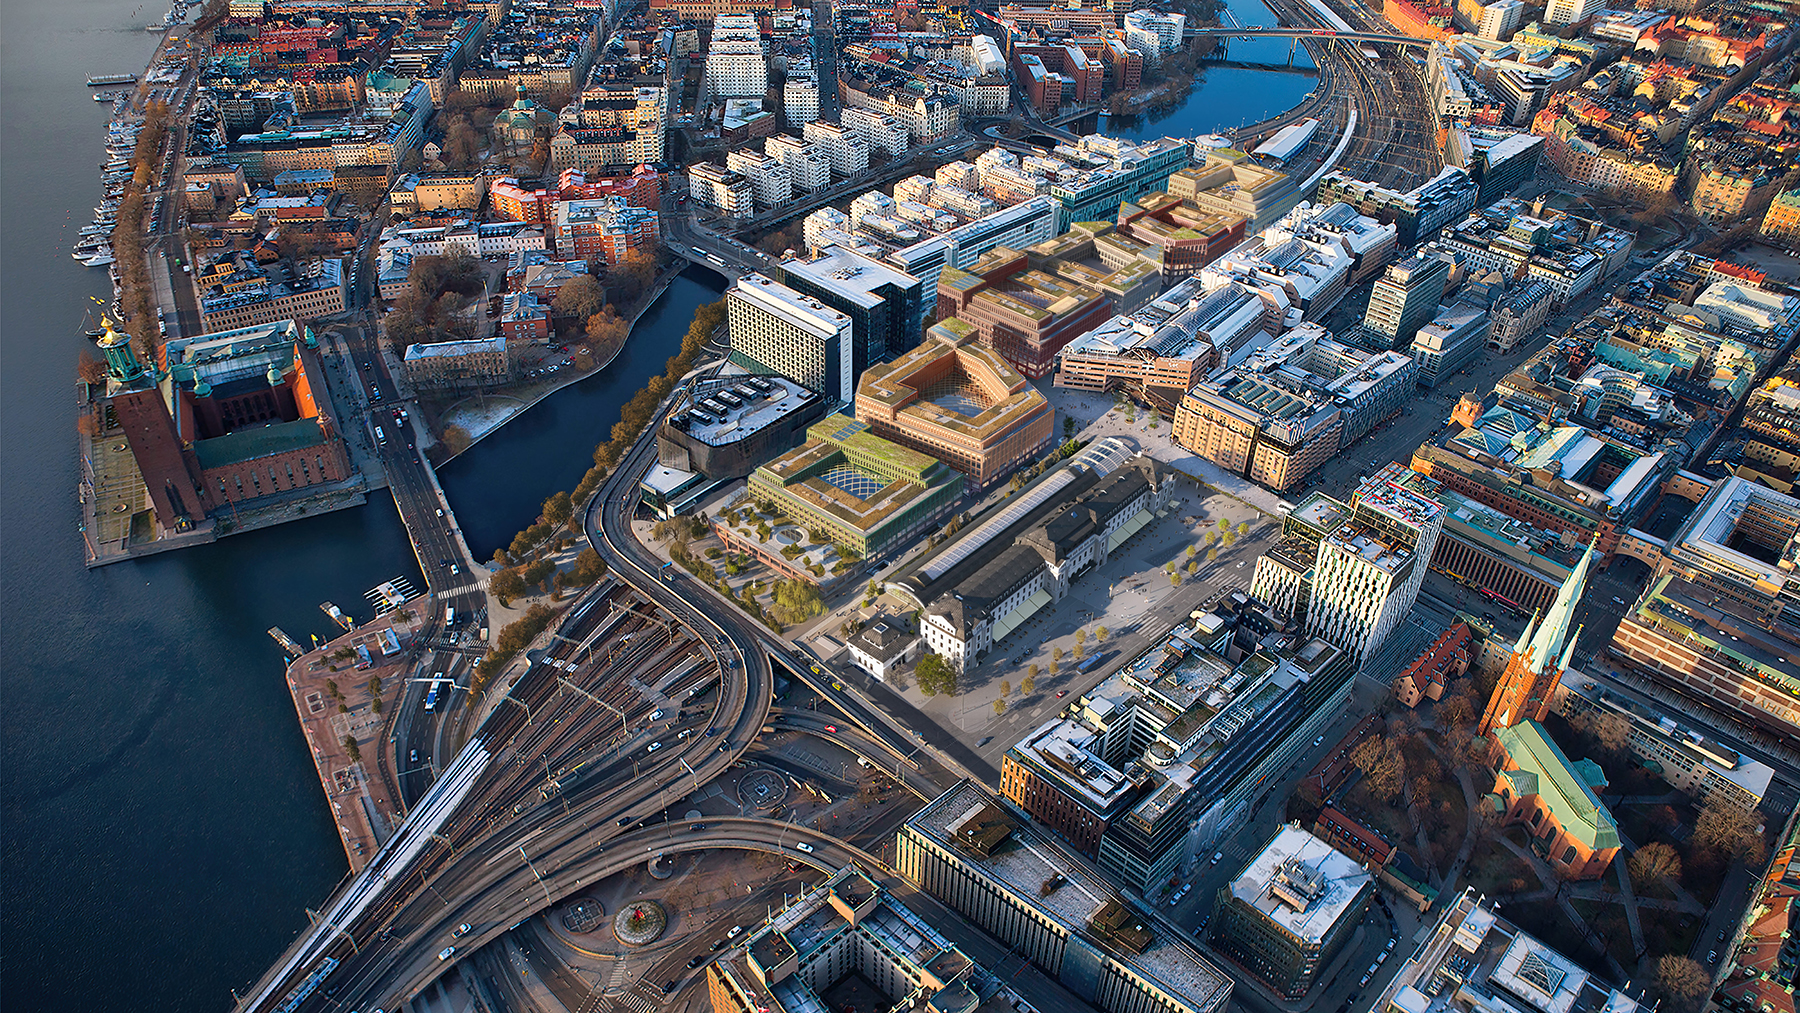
[1760,188,1800,245]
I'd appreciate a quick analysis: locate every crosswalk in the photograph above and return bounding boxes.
[618,982,662,1013]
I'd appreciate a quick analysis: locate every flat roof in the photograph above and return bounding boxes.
[783,245,919,309]
[677,375,819,446]
[730,273,853,341]
[909,782,1233,1013]
[1227,825,1370,944]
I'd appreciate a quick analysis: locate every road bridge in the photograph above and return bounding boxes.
[767,708,947,800]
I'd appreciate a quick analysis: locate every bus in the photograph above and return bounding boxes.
[425,684,442,711]
[1077,651,1107,674]
[1480,588,1529,618]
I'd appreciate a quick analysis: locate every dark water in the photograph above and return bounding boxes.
[1105,0,1320,142]
[438,268,728,561]
[0,0,1294,1008]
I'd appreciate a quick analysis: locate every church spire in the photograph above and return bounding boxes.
[1526,536,1598,675]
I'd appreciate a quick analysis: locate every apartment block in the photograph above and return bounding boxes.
[726,149,795,210]
[552,196,659,265]
[766,134,834,193]
[803,120,871,178]
[689,161,756,218]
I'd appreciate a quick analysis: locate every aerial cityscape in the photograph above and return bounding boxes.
[6,0,1800,1011]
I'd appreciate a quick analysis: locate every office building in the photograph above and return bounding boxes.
[1363,251,1453,350]
[1053,277,1242,409]
[1173,325,1418,491]
[898,782,1234,1013]
[1410,299,1490,387]
[1303,476,1445,661]
[706,867,1015,1013]
[198,257,348,333]
[845,616,920,682]
[995,597,1354,889]
[659,373,828,481]
[1115,194,1250,280]
[1556,671,1774,813]
[892,440,1170,672]
[1313,168,1478,247]
[779,246,925,384]
[888,197,1061,329]
[1371,890,1648,1013]
[748,413,963,562]
[1759,188,1800,246]
[855,329,1055,491]
[728,273,857,402]
[1209,826,1373,999]
[1608,477,1800,739]
[934,247,1115,379]
[1047,136,1192,229]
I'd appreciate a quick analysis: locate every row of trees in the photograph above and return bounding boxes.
[113,100,175,358]
[472,603,555,687]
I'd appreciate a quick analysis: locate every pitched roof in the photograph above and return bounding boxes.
[1496,721,1620,851]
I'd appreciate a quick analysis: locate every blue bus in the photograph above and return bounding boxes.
[1077,652,1107,674]
[424,684,441,711]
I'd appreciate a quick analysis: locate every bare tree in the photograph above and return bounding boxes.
[1694,803,1765,864]
[1654,955,1711,1013]
[1628,842,1683,884]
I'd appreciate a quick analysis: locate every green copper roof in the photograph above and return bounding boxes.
[1496,721,1620,852]
[193,419,326,470]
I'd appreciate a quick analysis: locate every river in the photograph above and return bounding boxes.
[1104,0,1319,142]
[0,0,1303,1007]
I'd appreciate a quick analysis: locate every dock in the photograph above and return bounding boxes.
[281,606,427,871]
[267,626,303,658]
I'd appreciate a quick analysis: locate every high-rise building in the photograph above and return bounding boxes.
[1208,826,1373,999]
[1362,250,1452,349]
[782,77,819,128]
[705,14,766,99]
[898,782,1235,1013]
[727,273,857,401]
[1544,0,1600,27]
[1253,473,1445,660]
[778,246,925,387]
[841,107,907,159]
